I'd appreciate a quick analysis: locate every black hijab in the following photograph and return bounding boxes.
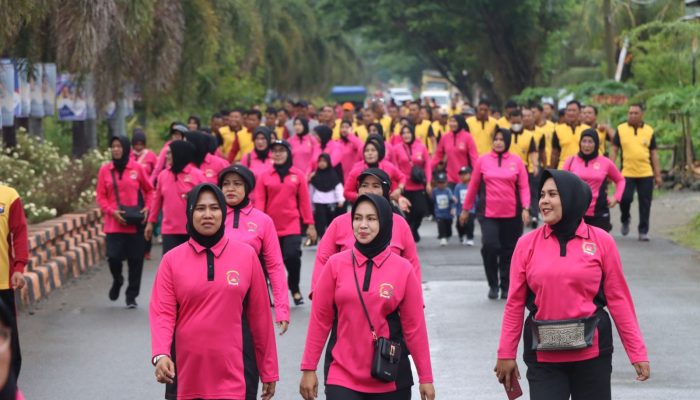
[218,165,256,210]
[169,140,196,176]
[205,133,218,155]
[311,153,340,192]
[271,140,293,182]
[452,115,469,145]
[578,128,600,165]
[493,128,512,154]
[186,184,227,281]
[370,123,384,139]
[363,138,385,168]
[314,125,333,150]
[401,124,416,145]
[253,127,273,161]
[295,117,309,137]
[185,131,209,167]
[538,169,592,256]
[111,136,131,178]
[352,194,394,260]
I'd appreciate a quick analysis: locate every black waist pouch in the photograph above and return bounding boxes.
[530,313,601,351]
[371,337,402,382]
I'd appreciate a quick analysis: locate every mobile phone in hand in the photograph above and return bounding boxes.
[503,370,523,400]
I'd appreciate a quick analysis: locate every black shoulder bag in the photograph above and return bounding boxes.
[403,144,426,185]
[111,169,145,226]
[352,253,402,382]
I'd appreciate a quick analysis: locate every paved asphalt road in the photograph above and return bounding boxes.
[17,192,700,399]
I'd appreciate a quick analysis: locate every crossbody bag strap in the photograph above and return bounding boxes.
[352,252,378,341]
[110,169,122,207]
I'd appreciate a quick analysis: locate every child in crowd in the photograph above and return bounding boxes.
[432,171,456,246]
[309,153,344,239]
[454,166,476,246]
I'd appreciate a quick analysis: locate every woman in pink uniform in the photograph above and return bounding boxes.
[289,117,321,176]
[335,120,364,181]
[186,131,229,184]
[241,127,274,176]
[311,168,421,298]
[563,129,625,232]
[254,140,317,306]
[431,115,479,188]
[151,123,187,184]
[495,170,649,400]
[96,136,154,308]
[300,194,435,400]
[150,183,279,400]
[344,138,406,203]
[391,124,432,242]
[145,141,205,255]
[130,128,158,177]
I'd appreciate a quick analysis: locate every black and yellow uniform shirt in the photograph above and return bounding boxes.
[496,116,511,130]
[415,119,434,153]
[466,116,499,155]
[553,123,590,169]
[534,120,556,167]
[510,129,537,173]
[614,122,656,178]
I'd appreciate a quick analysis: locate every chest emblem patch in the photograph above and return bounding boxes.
[130,171,138,180]
[183,174,192,183]
[458,142,466,150]
[379,283,395,299]
[226,270,240,286]
[582,242,597,256]
[593,162,600,170]
[290,175,298,182]
[205,169,214,178]
[246,221,258,232]
[509,162,516,171]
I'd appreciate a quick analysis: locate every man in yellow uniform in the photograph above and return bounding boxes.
[551,100,590,169]
[581,105,613,156]
[408,102,435,153]
[275,108,291,140]
[230,109,260,162]
[0,184,27,379]
[531,104,556,168]
[509,109,540,227]
[221,109,244,156]
[372,102,392,136]
[610,104,662,242]
[431,107,448,144]
[386,103,401,142]
[496,100,518,129]
[332,102,357,140]
[467,100,499,155]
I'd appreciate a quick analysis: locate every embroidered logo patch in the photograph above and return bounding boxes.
[130,171,138,180]
[582,242,597,255]
[458,142,466,150]
[226,270,240,286]
[290,175,298,182]
[593,162,600,170]
[509,162,516,171]
[246,221,258,232]
[379,283,394,299]
[206,169,214,178]
[183,174,192,183]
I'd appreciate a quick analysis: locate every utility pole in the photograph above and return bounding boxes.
[604,0,616,79]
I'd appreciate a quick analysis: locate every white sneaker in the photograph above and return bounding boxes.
[461,238,468,246]
[466,239,475,246]
[439,238,448,246]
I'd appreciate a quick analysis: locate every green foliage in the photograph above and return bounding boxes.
[0,132,109,223]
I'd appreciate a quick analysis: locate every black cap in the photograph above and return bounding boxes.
[218,164,256,193]
[459,166,473,174]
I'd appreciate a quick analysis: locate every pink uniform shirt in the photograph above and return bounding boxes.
[498,222,648,364]
[150,238,279,399]
[431,130,479,184]
[301,248,433,392]
[290,134,321,176]
[254,166,314,236]
[224,203,290,322]
[150,140,172,184]
[563,155,626,217]
[240,150,274,177]
[310,212,421,297]
[391,141,433,191]
[463,151,530,218]
[148,165,206,234]
[131,149,158,177]
[335,136,364,180]
[198,153,230,184]
[343,161,406,203]
[96,160,154,234]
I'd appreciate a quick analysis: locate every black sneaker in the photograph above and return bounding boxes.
[500,289,508,300]
[109,279,123,301]
[621,222,630,236]
[488,287,498,300]
[293,293,305,306]
[126,299,138,309]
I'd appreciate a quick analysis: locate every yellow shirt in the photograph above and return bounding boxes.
[234,128,254,162]
[219,126,235,156]
[354,125,369,143]
[596,126,607,155]
[431,121,446,142]
[554,123,590,169]
[379,115,392,139]
[415,120,434,153]
[497,116,511,129]
[275,126,286,140]
[510,129,537,173]
[0,186,20,289]
[466,116,499,155]
[534,120,556,167]
[332,118,362,140]
[614,122,656,178]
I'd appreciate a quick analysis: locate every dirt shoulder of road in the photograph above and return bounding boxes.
[652,190,700,252]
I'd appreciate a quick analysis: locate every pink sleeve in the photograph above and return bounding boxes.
[392,163,406,187]
[423,146,433,185]
[601,236,648,364]
[95,167,115,215]
[607,159,626,202]
[463,158,482,211]
[301,257,337,371]
[297,174,315,225]
[246,250,280,382]
[399,267,433,383]
[563,156,574,171]
[310,218,339,298]
[253,175,267,212]
[261,218,290,322]
[149,254,177,358]
[497,237,530,359]
[343,167,360,203]
[148,177,163,223]
[517,161,530,209]
[150,146,168,184]
[397,218,422,283]
[431,138,445,169]
[467,134,479,168]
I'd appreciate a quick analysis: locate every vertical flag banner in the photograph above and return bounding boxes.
[42,63,56,116]
[0,60,15,127]
[29,64,44,118]
[56,73,86,121]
